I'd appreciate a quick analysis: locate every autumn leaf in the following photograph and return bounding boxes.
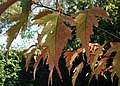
[75,8,109,58]
[33,48,47,79]
[43,13,72,80]
[90,58,108,80]
[72,62,84,86]
[90,44,105,71]
[64,46,83,73]
[4,21,23,49]
[105,42,120,85]
[33,12,75,83]
[0,0,17,16]
[4,0,32,51]
[26,48,36,72]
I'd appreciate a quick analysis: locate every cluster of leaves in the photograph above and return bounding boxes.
[0,0,120,86]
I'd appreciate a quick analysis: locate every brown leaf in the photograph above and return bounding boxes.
[34,13,73,84]
[93,58,108,80]
[90,44,105,71]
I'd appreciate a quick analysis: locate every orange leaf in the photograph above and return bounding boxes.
[91,58,108,80]
[34,12,74,84]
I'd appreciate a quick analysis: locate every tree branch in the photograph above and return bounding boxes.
[32,1,71,16]
[95,26,120,41]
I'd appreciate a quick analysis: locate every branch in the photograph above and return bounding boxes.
[56,0,58,10]
[95,26,120,41]
[32,1,71,16]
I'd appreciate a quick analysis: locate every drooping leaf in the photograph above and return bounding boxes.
[105,42,120,56]
[21,0,32,31]
[110,45,120,84]
[64,46,83,73]
[4,0,32,50]
[72,62,84,86]
[43,13,72,80]
[104,42,120,85]
[90,44,105,71]
[34,12,75,83]
[33,48,47,79]
[75,8,109,58]
[0,0,17,15]
[92,58,108,80]
[26,48,36,72]
[4,21,23,49]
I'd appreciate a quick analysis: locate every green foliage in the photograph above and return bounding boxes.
[0,49,22,86]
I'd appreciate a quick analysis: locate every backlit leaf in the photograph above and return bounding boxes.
[43,13,72,80]
[75,8,109,58]
[4,0,32,50]
[34,12,74,83]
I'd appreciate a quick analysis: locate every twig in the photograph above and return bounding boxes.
[32,1,71,16]
[95,26,120,40]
